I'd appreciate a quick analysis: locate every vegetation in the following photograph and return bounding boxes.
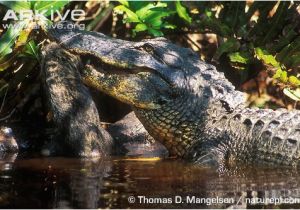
[114,1,191,37]
[0,1,300,121]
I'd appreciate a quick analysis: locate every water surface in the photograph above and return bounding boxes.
[0,155,300,209]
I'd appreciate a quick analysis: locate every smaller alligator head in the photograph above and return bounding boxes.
[48,22,246,157]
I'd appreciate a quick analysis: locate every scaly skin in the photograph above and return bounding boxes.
[48,22,300,166]
[134,96,300,167]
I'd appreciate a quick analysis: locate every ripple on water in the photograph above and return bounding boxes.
[0,157,299,208]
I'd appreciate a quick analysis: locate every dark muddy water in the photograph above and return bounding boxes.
[0,154,300,209]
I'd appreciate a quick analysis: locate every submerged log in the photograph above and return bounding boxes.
[41,42,112,157]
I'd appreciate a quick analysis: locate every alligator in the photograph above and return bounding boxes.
[45,22,300,167]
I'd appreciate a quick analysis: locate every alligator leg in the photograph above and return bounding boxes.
[41,43,112,157]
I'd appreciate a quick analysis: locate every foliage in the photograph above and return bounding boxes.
[114,0,191,37]
[191,1,300,102]
[0,0,69,115]
[0,0,69,70]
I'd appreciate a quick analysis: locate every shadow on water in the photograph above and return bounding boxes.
[1,154,300,209]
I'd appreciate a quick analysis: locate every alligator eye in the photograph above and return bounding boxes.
[142,43,154,53]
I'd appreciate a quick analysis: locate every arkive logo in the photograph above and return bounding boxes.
[2,8,85,21]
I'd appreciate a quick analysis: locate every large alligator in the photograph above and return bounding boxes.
[44,22,300,167]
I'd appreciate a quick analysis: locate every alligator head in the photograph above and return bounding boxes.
[48,22,246,158]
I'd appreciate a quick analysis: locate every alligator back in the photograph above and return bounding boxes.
[136,101,300,167]
[207,107,300,166]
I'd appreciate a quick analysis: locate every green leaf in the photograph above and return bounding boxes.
[134,23,147,32]
[228,52,250,64]
[128,1,149,11]
[143,10,174,24]
[0,1,30,13]
[205,9,212,18]
[162,23,176,29]
[280,70,288,83]
[136,2,167,20]
[254,47,280,67]
[147,16,163,28]
[0,20,28,58]
[288,76,300,86]
[175,1,192,24]
[24,40,39,59]
[283,88,300,101]
[273,68,282,79]
[214,38,240,59]
[30,1,37,8]
[117,0,129,7]
[148,28,163,37]
[34,1,70,17]
[114,5,140,23]
[0,54,16,71]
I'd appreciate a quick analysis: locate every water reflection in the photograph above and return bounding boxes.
[1,155,300,209]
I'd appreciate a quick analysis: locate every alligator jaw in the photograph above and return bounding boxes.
[48,22,177,110]
[82,65,165,109]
